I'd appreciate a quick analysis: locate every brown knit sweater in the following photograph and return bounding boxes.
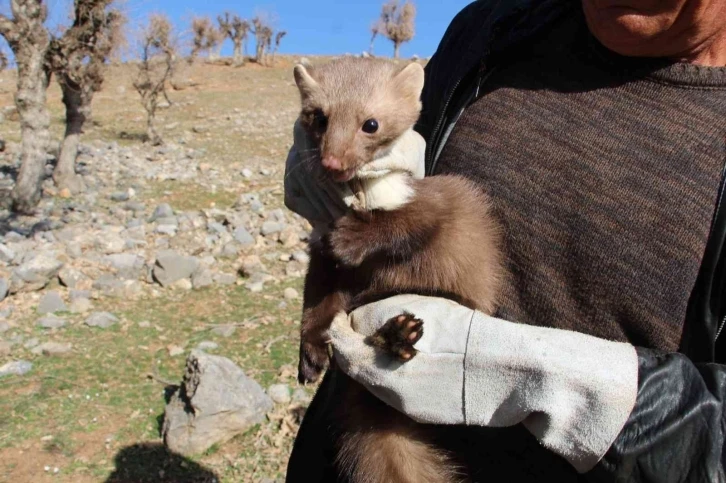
[436,15,726,353]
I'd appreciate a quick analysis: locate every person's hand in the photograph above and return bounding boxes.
[283,120,426,227]
[329,294,639,473]
[283,119,350,228]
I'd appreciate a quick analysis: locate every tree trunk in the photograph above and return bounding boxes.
[146,111,162,146]
[232,41,243,67]
[54,78,88,194]
[12,44,51,213]
[393,42,400,59]
[256,42,264,64]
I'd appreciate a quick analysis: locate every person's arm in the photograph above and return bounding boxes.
[588,348,726,482]
[330,295,726,477]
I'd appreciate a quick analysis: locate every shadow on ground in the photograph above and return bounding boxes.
[105,443,219,483]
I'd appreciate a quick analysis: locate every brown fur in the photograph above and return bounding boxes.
[294,58,503,483]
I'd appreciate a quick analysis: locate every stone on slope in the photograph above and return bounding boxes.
[268,384,291,404]
[151,203,174,221]
[153,250,199,287]
[85,312,119,329]
[232,227,255,246]
[37,291,67,314]
[37,314,66,329]
[12,254,63,292]
[0,277,7,302]
[0,243,15,263]
[162,350,273,456]
[0,360,32,378]
[31,342,72,356]
[58,267,86,289]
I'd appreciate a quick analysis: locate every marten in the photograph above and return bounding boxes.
[293,57,503,483]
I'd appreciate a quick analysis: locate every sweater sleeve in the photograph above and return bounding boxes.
[587,347,726,482]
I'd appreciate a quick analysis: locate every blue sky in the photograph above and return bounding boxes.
[37,0,472,58]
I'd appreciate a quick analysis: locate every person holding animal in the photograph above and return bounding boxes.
[285,0,726,481]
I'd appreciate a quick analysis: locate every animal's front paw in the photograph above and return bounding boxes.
[366,312,423,361]
[298,339,330,384]
[327,216,370,267]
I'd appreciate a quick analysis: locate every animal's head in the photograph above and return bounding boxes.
[293,58,424,182]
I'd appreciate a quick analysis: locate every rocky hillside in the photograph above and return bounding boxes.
[0,57,313,482]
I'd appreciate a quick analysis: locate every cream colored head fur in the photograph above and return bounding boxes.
[293,58,425,181]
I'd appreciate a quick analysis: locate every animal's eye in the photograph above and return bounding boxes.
[312,109,328,130]
[362,119,379,134]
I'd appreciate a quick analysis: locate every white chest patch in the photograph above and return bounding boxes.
[359,172,414,211]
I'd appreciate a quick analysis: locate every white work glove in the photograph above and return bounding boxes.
[283,119,426,227]
[329,295,639,473]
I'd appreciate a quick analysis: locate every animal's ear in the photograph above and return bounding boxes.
[391,62,425,101]
[294,64,319,99]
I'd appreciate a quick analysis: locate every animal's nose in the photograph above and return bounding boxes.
[321,156,342,171]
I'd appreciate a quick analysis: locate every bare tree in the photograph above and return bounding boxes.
[190,16,223,62]
[0,49,7,70]
[47,0,125,193]
[218,12,250,67]
[369,21,381,55]
[0,0,51,213]
[377,0,416,59]
[251,16,273,66]
[270,30,286,64]
[133,14,174,145]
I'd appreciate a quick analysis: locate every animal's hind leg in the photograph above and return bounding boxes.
[335,377,461,483]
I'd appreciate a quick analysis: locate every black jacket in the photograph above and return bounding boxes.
[287,1,726,481]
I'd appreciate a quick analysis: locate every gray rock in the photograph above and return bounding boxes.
[213,273,237,286]
[0,360,32,378]
[0,278,7,302]
[12,254,64,292]
[95,231,126,255]
[0,307,12,320]
[153,250,199,287]
[268,384,292,404]
[155,224,177,236]
[219,242,240,260]
[69,290,92,302]
[211,325,236,338]
[196,341,218,351]
[125,202,146,213]
[207,221,227,235]
[250,200,264,214]
[85,312,119,329]
[110,191,130,202]
[0,321,10,333]
[0,243,15,263]
[104,253,145,279]
[283,288,299,300]
[162,350,273,456]
[23,338,39,349]
[232,227,255,246]
[151,203,174,221]
[37,291,67,314]
[31,342,72,356]
[69,297,92,314]
[58,268,85,289]
[191,270,214,290]
[241,168,253,178]
[291,251,310,264]
[155,216,179,226]
[292,388,312,405]
[261,221,283,237]
[38,314,66,329]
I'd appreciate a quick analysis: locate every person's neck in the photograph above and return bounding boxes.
[676,29,726,67]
